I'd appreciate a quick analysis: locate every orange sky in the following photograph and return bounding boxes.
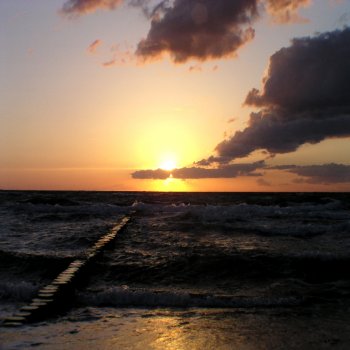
[1,0,350,191]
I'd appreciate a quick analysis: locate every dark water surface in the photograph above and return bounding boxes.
[1,191,350,349]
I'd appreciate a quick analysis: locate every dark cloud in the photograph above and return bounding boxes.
[213,28,350,161]
[131,168,170,179]
[135,0,258,62]
[194,155,232,167]
[131,161,265,179]
[61,0,123,15]
[268,164,297,170]
[129,0,172,20]
[245,28,350,113]
[216,112,350,158]
[282,163,350,184]
[133,0,311,62]
[61,0,313,62]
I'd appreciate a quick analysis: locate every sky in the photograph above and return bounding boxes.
[1,0,350,191]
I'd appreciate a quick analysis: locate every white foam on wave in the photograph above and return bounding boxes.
[11,197,350,228]
[132,200,347,219]
[131,200,350,236]
[16,202,130,216]
[0,280,39,301]
[79,286,301,309]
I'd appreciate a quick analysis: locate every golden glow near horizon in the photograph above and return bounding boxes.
[1,2,350,191]
[152,177,189,192]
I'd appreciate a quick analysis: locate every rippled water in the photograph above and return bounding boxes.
[1,191,350,348]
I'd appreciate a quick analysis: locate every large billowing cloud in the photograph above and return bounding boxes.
[216,112,350,159]
[135,0,258,62]
[215,27,350,161]
[61,0,311,62]
[132,161,265,179]
[273,163,350,184]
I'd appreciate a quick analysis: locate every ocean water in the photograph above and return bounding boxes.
[1,191,350,349]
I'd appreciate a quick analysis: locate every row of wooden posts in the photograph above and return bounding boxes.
[2,215,132,327]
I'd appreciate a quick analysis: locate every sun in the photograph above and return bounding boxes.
[159,158,177,171]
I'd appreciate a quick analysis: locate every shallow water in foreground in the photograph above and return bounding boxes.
[1,191,350,349]
[2,304,350,350]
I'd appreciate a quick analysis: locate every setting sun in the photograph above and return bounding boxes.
[159,158,177,171]
[1,1,350,349]
[1,1,349,193]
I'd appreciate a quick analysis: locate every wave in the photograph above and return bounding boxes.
[131,198,345,215]
[130,200,350,236]
[0,249,75,281]
[13,202,129,218]
[10,195,347,219]
[0,280,39,301]
[5,194,349,237]
[101,252,350,284]
[79,286,302,309]
[20,196,81,206]
[0,249,76,263]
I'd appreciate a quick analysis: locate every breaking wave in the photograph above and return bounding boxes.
[0,280,39,301]
[79,286,302,309]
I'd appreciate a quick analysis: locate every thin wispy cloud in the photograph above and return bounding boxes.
[274,163,350,184]
[132,161,265,179]
[188,64,202,73]
[87,39,102,54]
[61,0,123,16]
[101,44,135,66]
[265,0,311,23]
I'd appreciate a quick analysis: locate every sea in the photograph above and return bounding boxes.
[1,191,350,349]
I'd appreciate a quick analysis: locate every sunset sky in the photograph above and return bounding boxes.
[1,0,350,191]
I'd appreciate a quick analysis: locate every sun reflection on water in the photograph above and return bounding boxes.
[152,175,189,192]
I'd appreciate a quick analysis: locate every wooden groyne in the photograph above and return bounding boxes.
[2,214,133,327]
